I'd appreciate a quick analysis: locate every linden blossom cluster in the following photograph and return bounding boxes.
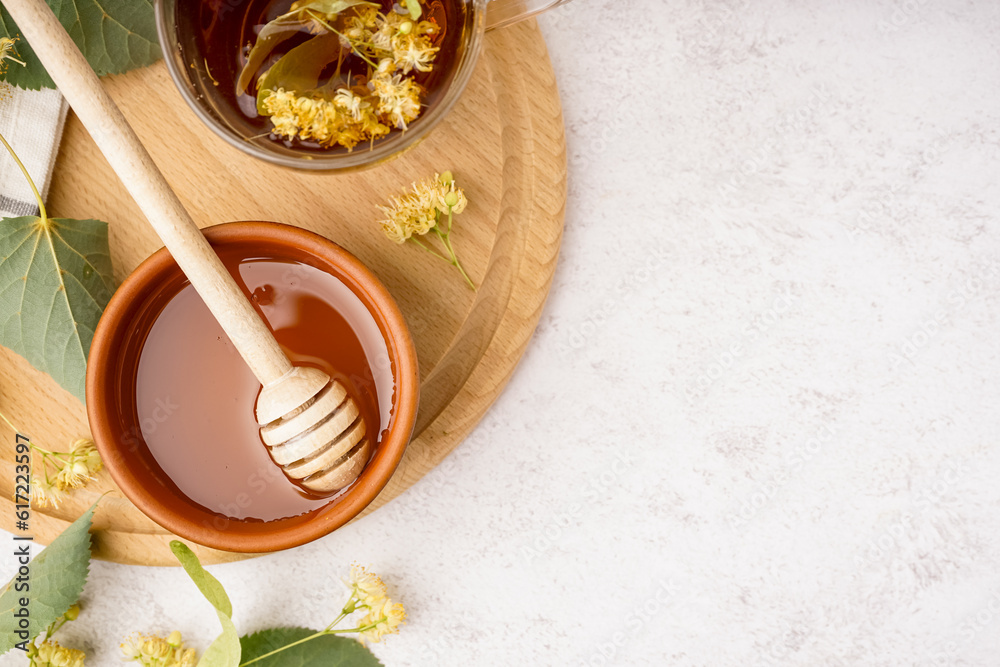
[345,564,407,643]
[376,171,475,289]
[26,640,85,667]
[121,631,198,667]
[0,410,104,508]
[30,438,104,508]
[260,3,442,150]
[24,605,85,667]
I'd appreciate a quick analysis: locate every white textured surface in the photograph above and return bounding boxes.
[6,1,1000,665]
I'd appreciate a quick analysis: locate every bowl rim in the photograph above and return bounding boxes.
[86,221,419,553]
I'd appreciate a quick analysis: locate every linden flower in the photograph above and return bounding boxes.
[28,640,85,667]
[376,172,475,289]
[377,173,467,243]
[121,632,197,667]
[334,88,369,123]
[0,37,25,76]
[31,475,66,509]
[354,5,380,29]
[348,564,388,607]
[370,72,422,129]
[29,437,104,507]
[264,88,389,150]
[376,181,439,243]
[56,439,103,489]
[391,33,439,74]
[370,10,409,52]
[359,598,406,643]
[436,178,468,215]
[264,90,338,145]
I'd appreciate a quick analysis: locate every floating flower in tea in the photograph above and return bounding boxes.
[243,0,443,150]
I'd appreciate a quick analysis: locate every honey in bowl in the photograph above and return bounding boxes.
[132,248,394,523]
[175,0,470,154]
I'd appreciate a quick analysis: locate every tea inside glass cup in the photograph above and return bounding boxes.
[172,0,474,157]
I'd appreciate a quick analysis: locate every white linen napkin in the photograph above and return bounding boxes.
[0,85,68,219]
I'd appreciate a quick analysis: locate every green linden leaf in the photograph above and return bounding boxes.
[236,15,312,95]
[239,0,377,96]
[256,32,343,115]
[170,541,233,618]
[239,627,384,667]
[0,216,114,404]
[0,0,161,90]
[170,541,241,667]
[0,502,97,653]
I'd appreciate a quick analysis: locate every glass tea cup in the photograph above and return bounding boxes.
[154,0,573,171]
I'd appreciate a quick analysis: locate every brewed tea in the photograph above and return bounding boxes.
[176,0,469,152]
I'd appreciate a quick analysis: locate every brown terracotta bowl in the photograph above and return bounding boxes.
[86,222,419,553]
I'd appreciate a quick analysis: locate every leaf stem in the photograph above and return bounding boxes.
[239,630,327,666]
[0,130,45,221]
[240,606,353,666]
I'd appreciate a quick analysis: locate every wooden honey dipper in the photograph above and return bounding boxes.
[5,0,370,494]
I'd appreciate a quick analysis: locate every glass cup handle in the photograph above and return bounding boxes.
[484,0,575,31]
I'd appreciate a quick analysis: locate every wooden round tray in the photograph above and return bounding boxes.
[0,20,565,565]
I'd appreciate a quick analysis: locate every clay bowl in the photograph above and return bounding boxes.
[86,222,419,553]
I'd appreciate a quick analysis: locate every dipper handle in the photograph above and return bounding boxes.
[3,0,293,387]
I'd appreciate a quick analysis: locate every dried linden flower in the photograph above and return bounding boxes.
[359,598,406,643]
[256,1,439,148]
[31,475,66,509]
[343,565,406,644]
[376,172,475,289]
[28,640,85,667]
[263,88,390,150]
[348,564,388,607]
[28,437,104,508]
[120,632,197,667]
[369,72,423,130]
[391,32,439,74]
[0,412,100,507]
